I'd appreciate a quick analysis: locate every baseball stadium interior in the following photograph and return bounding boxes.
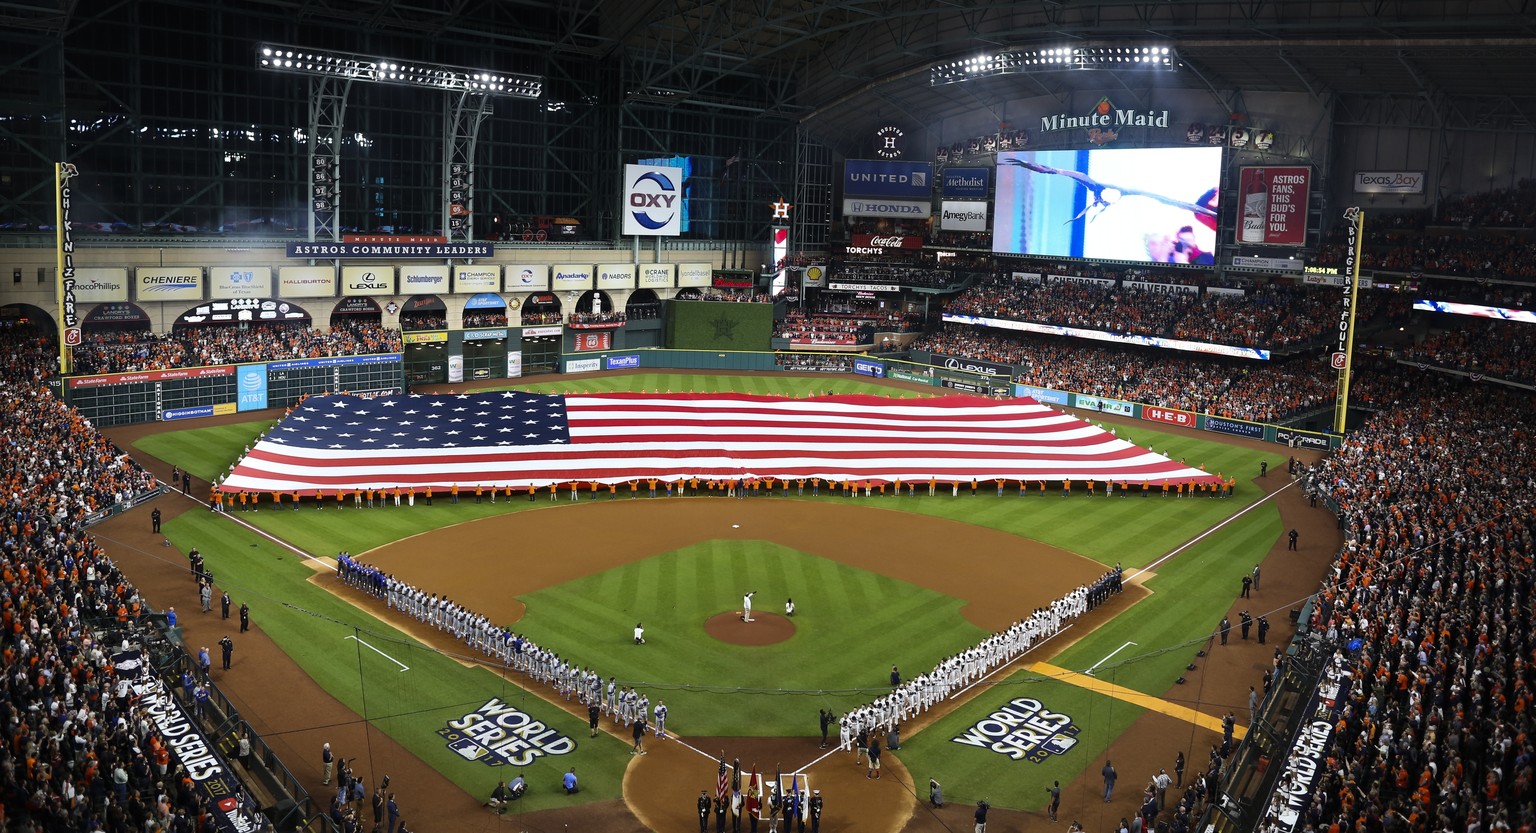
[2,2,1535,833]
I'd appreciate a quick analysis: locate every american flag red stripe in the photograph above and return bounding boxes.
[217,391,1221,494]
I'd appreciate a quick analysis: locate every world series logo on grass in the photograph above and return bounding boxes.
[951,697,1080,762]
[438,698,576,767]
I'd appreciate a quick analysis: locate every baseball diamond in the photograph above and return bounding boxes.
[86,371,1336,833]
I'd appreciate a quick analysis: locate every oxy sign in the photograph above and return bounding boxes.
[622,164,683,236]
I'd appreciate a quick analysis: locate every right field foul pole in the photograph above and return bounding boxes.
[1332,207,1365,434]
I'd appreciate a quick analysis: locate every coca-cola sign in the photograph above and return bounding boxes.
[850,234,924,250]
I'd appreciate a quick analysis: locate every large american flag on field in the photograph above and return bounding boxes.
[216,390,1221,494]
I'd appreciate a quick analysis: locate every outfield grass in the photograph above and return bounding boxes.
[128,372,1288,811]
[512,542,989,736]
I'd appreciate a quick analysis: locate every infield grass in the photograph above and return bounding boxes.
[511,542,989,736]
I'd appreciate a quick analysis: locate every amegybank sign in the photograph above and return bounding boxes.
[940,201,988,231]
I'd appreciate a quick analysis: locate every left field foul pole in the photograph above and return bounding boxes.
[54,162,81,375]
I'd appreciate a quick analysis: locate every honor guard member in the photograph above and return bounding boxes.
[699,791,713,833]
[809,791,823,833]
[715,794,729,833]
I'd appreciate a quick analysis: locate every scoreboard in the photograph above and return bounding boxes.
[64,354,404,426]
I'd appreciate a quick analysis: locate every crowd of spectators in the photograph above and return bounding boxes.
[1435,179,1536,228]
[1091,285,1201,335]
[773,312,875,345]
[1402,320,1536,386]
[0,329,250,833]
[774,352,854,372]
[675,288,771,302]
[912,324,1339,422]
[399,314,447,331]
[460,311,508,328]
[932,229,991,249]
[1313,184,1536,281]
[568,311,627,326]
[71,321,403,374]
[520,311,563,325]
[72,329,187,373]
[831,264,959,289]
[1284,375,1536,833]
[942,277,1411,349]
[1317,227,1536,282]
[624,301,662,320]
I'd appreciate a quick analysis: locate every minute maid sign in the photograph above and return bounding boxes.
[438,697,576,767]
[1040,97,1170,145]
[952,697,1080,762]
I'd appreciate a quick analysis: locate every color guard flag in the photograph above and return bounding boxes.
[745,766,760,819]
[218,391,1221,494]
[717,756,730,802]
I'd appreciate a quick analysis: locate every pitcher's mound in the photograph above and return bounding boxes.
[705,611,795,646]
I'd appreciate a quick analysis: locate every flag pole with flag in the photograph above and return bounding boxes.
[790,772,801,826]
[716,753,730,803]
[745,765,759,820]
[732,757,740,792]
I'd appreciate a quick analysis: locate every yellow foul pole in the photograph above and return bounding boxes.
[54,163,80,375]
[1331,207,1364,434]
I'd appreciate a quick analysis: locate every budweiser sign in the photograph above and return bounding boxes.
[851,234,924,250]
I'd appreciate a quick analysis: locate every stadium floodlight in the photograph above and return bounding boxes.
[258,44,543,99]
[930,44,1177,85]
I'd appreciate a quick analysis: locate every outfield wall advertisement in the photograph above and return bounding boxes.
[1014,385,1070,406]
[209,267,272,299]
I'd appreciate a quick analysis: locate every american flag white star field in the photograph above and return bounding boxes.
[216,390,1223,494]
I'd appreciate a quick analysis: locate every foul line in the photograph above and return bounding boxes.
[1030,661,1246,739]
[662,733,720,764]
[169,485,332,569]
[344,635,410,672]
[1133,480,1297,579]
[1086,641,1137,676]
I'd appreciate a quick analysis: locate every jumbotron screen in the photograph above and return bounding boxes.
[992,147,1223,264]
